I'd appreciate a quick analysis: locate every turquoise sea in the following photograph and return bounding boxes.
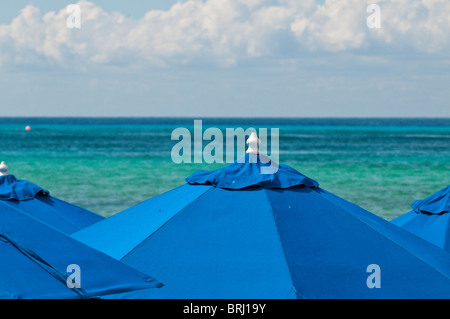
[1,117,449,220]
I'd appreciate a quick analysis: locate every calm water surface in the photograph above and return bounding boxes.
[1,117,449,220]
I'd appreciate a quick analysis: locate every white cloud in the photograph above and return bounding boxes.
[0,0,449,69]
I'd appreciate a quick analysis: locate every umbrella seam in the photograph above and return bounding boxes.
[0,231,91,299]
[0,200,81,234]
[262,188,302,299]
[120,185,214,261]
[26,198,82,229]
[36,196,103,226]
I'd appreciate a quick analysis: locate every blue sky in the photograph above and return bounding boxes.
[0,0,180,24]
[0,0,449,117]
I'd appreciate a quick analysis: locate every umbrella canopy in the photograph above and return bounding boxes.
[391,185,450,251]
[73,146,450,298]
[0,162,104,234]
[0,200,162,299]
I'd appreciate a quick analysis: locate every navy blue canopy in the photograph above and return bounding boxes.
[0,201,162,299]
[0,175,104,234]
[391,185,450,251]
[73,155,450,298]
[186,154,319,189]
[0,175,48,200]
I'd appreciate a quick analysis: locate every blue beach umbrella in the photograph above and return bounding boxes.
[0,199,162,299]
[0,161,104,234]
[391,185,450,251]
[73,136,450,299]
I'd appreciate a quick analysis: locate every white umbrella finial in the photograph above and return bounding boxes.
[0,161,8,176]
[246,132,260,155]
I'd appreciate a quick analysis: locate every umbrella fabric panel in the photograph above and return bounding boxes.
[0,235,84,299]
[267,187,450,298]
[0,205,162,299]
[390,186,450,251]
[121,187,295,299]
[0,174,104,235]
[315,187,450,273]
[72,184,212,260]
[391,211,450,251]
[0,196,104,235]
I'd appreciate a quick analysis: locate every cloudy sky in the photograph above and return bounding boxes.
[0,0,449,117]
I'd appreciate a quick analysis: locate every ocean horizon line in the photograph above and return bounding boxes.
[1,116,449,119]
[1,116,449,127]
